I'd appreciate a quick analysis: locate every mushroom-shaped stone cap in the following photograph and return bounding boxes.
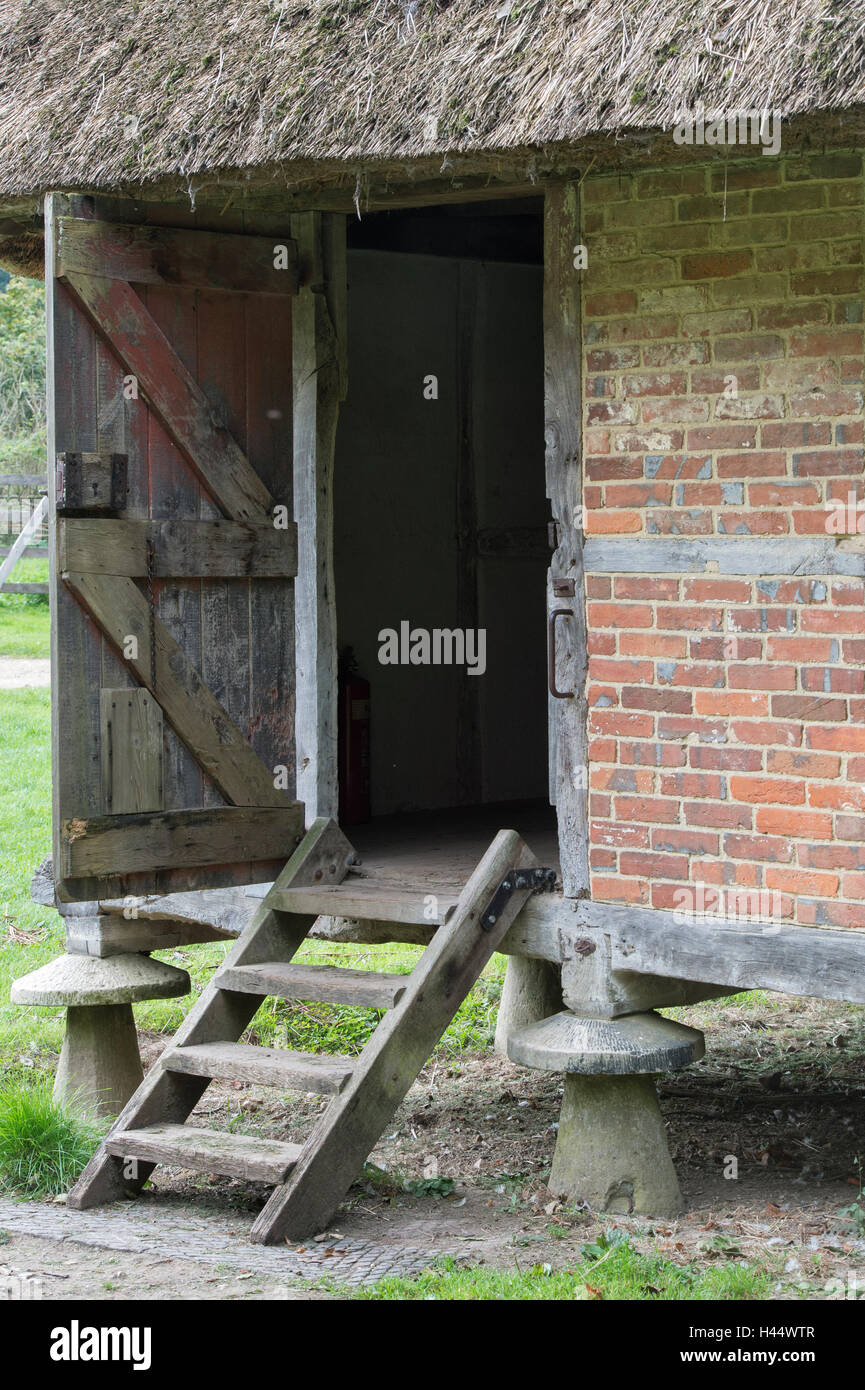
[507,1009,705,1075]
[10,952,190,1007]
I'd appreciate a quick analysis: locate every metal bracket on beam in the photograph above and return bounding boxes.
[480,867,558,932]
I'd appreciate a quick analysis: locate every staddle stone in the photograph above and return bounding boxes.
[507,1009,704,1074]
[10,951,189,1007]
[11,952,190,1118]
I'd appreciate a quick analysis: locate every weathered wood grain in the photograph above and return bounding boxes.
[582,536,865,578]
[100,688,163,814]
[544,182,589,899]
[164,1043,354,1095]
[64,571,289,809]
[272,882,459,925]
[105,1124,301,1183]
[59,806,304,879]
[56,218,298,294]
[63,271,274,522]
[219,961,408,1010]
[59,518,297,577]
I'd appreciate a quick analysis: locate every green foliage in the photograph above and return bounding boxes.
[0,1080,103,1197]
[0,559,49,613]
[356,1247,772,1300]
[0,278,45,438]
[839,1156,865,1235]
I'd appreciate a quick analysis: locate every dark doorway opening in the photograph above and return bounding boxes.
[333,198,555,862]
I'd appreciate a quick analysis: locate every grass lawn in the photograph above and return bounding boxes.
[0,560,50,657]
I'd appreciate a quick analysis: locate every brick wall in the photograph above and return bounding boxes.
[581,152,865,929]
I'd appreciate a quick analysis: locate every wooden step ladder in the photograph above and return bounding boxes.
[68,817,555,1243]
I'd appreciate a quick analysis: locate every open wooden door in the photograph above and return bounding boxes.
[544,182,589,900]
[46,193,304,902]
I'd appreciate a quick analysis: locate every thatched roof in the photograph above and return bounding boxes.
[0,0,864,203]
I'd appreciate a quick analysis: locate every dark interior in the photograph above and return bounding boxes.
[334,198,552,828]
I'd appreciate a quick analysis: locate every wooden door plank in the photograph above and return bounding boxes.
[64,571,288,809]
[68,818,355,1209]
[59,518,297,578]
[59,806,303,879]
[56,218,299,294]
[63,271,274,522]
[100,688,163,814]
[544,183,589,899]
[251,829,539,1243]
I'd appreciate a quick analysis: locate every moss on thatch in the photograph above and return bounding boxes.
[0,0,863,198]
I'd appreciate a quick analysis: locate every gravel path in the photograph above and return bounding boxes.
[0,657,50,688]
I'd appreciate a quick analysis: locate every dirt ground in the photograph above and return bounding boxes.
[3,993,865,1300]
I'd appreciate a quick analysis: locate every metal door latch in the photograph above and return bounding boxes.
[480,867,558,931]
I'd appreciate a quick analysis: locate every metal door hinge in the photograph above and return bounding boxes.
[480,867,558,931]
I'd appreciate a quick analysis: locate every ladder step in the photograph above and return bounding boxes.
[218,961,409,1009]
[164,1042,354,1094]
[270,882,459,926]
[105,1124,301,1183]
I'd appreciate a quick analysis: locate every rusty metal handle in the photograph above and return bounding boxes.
[548,607,574,699]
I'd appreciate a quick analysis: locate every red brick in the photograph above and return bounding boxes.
[588,632,617,657]
[761,422,831,448]
[797,900,865,929]
[587,347,641,372]
[731,720,801,746]
[650,882,704,912]
[657,606,723,631]
[657,716,727,742]
[685,802,753,829]
[659,772,725,798]
[790,329,863,357]
[755,807,833,839]
[718,511,789,535]
[605,483,673,508]
[802,608,865,634]
[718,451,787,477]
[622,687,693,713]
[620,741,686,767]
[728,607,797,633]
[586,576,612,599]
[591,766,654,794]
[590,848,617,869]
[589,658,654,683]
[652,827,720,855]
[808,784,865,812]
[614,796,679,823]
[620,851,689,879]
[792,448,864,477]
[642,397,711,426]
[695,691,768,717]
[588,602,654,629]
[767,637,836,662]
[766,749,841,778]
[681,250,751,280]
[729,776,806,805]
[620,632,687,659]
[621,372,688,398]
[591,874,649,904]
[683,579,751,603]
[585,290,639,316]
[832,581,865,606]
[841,872,865,899]
[591,820,651,849]
[772,694,847,721]
[590,793,611,818]
[662,664,726,689]
[690,858,761,887]
[586,456,645,481]
[724,834,794,863]
[644,509,713,535]
[690,366,761,394]
[807,724,865,753]
[730,665,797,690]
[688,426,758,450]
[614,577,679,601]
[588,737,617,763]
[799,844,865,871]
[643,341,710,367]
[765,867,840,897]
[749,482,822,507]
[837,815,865,841]
[614,430,685,452]
[590,711,655,738]
[585,509,643,536]
[715,334,784,362]
[690,746,763,771]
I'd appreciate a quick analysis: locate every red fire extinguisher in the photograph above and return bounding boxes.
[338,647,371,824]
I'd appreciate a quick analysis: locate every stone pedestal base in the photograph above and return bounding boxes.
[549,1072,683,1217]
[54,1004,144,1119]
[494,956,562,1055]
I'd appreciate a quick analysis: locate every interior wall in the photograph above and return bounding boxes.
[334,245,547,816]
